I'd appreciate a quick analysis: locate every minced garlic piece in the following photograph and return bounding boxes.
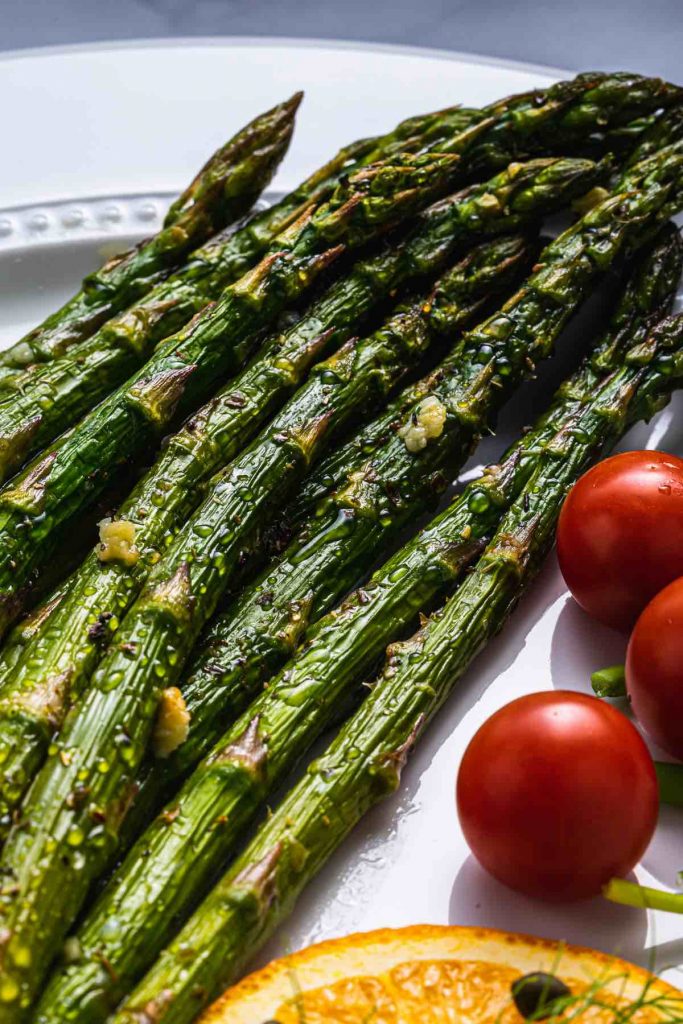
[153,687,191,758]
[97,517,140,566]
[572,186,610,215]
[398,396,447,453]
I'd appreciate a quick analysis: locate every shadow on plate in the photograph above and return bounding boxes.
[449,854,649,966]
[549,595,627,695]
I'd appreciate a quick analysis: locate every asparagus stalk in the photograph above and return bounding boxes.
[0,95,302,377]
[622,105,683,172]
[0,462,147,702]
[107,312,683,1024]
[0,150,462,644]
[0,593,66,693]
[0,156,592,836]
[34,226,682,1024]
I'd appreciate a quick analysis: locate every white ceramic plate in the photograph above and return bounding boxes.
[0,37,681,989]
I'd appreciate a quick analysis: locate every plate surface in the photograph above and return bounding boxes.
[1,38,681,988]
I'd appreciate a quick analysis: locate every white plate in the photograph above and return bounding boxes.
[0,38,681,989]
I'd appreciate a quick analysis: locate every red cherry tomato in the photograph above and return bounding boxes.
[556,450,683,632]
[456,692,658,902]
[626,576,683,760]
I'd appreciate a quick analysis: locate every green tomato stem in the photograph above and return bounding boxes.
[604,877,683,913]
[590,664,626,697]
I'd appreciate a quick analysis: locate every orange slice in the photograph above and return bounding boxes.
[201,925,682,1023]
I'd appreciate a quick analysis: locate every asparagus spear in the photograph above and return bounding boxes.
[0,462,147,698]
[106,310,683,1024]
[34,226,682,1024]
[0,156,591,836]
[0,594,66,691]
[0,95,302,377]
[622,105,683,171]
[0,150,462,643]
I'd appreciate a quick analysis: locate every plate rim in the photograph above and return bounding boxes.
[0,34,568,80]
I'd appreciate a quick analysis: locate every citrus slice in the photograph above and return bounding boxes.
[200,924,681,1023]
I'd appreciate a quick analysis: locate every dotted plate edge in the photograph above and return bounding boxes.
[0,191,279,253]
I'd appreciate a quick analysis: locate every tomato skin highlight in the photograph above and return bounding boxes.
[556,450,683,632]
[456,692,658,902]
[626,577,683,761]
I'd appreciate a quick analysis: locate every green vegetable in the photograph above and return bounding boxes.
[590,665,627,697]
[0,148,471,1019]
[163,218,683,789]
[0,66,677,619]
[292,125,683,521]
[0,99,484,482]
[34,224,683,1024]
[0,156,599,833]
[108,311,683,1024]
[0,149,459,644]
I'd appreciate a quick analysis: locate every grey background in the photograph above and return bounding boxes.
[0,0,681,80]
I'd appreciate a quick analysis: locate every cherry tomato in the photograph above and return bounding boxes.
[626,576,683,760]
[456,692,658,902]
[556,450,683,632]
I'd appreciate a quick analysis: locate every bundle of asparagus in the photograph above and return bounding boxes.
[111,311,683,1024]
[0,152,599,835]
[0,71,679,624]
[0,69,679,1024]
[0,154,602,1016]
[0,95,479,482]
[0,147,466,641]
[134,137,683,799]
[32,224,683,1024]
